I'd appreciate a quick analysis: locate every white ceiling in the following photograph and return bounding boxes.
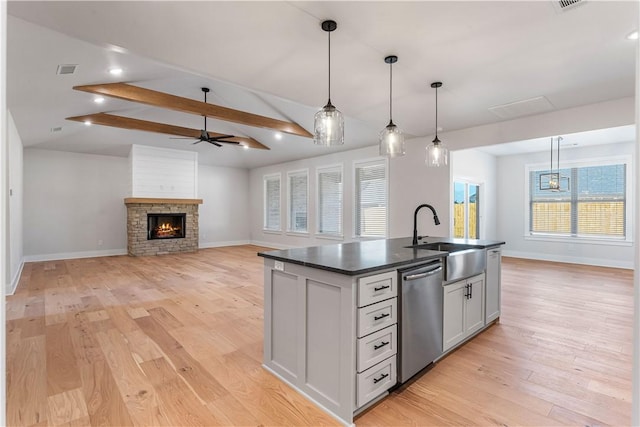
[6,1,638,168]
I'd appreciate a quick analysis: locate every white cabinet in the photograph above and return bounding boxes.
[443,273,485,352]
[485,247,502,323]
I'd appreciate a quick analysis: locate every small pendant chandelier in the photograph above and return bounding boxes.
[379,55,405,157]
[540,136,569,191]
[314,20,344,146]
[425,81,449,167]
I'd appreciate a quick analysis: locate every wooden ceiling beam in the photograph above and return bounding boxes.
[73,83,313,138]
[66,113,270,150]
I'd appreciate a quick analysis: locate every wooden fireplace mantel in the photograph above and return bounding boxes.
[124,197,203,205]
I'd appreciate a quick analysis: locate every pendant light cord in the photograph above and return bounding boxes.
[327,30,331,103]
[434,85,438,140]
[389,61,393,122]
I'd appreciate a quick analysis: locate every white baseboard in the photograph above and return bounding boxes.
[502,249,633,270]
[199,240,250,249]
[23,248,128,263]
[7,258,25,296]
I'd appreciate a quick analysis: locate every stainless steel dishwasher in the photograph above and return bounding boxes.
[398,260,444,383]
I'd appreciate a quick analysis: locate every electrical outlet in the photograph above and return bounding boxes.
[274,261,284,271]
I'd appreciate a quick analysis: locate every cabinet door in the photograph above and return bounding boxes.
[485,248,501,323]
[465,274,485,336]
[443,280,466,352]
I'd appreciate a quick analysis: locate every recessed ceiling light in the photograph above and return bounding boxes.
[109,67,123,76]
[274,132,283,140]
[84,120,92,126]
[242,144,250,150]
[627,31,638,40]
[94,96,105,104]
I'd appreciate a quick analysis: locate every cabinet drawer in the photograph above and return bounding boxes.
[357,324,397,372]
[356,356,397,408]
[358,271,397,307]
[357,299,397,338]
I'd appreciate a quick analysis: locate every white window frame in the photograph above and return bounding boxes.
[263,173,282,233]
[452,179,482,239]
[316,163,344,240]
[353,157,389,239]
[286,169,309,235]
[524,155,633,245]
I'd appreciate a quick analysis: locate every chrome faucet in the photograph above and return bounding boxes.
[412,204,441,245]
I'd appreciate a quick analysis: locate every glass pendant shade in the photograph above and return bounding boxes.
[379,55,404,157]
[379,121,405,157]
[314,20,344,146]
[425,81,448,167]
[426,139,448,167]
[314,100,344,146]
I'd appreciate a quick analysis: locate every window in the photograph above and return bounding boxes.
[317,165,343,237]
[453,181,480,239]
[354,159,388,238]
[287,170,308,233]
[528,160,628,240]
[263,174,281,232]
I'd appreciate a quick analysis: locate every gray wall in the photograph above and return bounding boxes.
[249,140,452,249]
[7,112,23,293]
[496,141,635,269]
[23,149,251,259]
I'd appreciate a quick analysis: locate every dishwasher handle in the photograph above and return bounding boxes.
[403,266,442,281]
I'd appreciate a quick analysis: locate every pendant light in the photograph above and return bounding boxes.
[426,81,449,167]
[314,20,344,146]
[540,136,568,191]
[379,55,405,158]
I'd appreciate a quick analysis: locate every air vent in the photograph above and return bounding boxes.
[488,96,555,120]
[56,64,78,75]
[50,126,63,133]
[552,0,586,13]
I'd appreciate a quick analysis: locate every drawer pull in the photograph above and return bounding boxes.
[373,373,389,384]
[373,341,389,350]
[373,313,390,321]
[373,284,390,292]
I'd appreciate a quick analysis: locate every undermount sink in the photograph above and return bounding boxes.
[407,242,486,282]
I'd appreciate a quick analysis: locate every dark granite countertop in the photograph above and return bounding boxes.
[257,237,505,276]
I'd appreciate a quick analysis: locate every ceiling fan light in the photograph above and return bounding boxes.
[426,140,448,167]
[314,100,344,146]
[379,121,405,157]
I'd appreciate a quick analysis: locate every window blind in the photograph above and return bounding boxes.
[264,174,281,231]
[355,160,387,238]
[317,166,343,236]
[288,171,308,232]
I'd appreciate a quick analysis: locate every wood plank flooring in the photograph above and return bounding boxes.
[6,247,633,426]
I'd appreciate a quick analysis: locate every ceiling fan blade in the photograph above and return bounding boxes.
[207,140,223,147]
[73,83,313,138]
[207,133,270,150]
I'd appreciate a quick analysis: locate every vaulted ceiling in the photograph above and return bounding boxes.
[6,1,638,168]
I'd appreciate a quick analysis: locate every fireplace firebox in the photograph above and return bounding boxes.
[147,213,186,240]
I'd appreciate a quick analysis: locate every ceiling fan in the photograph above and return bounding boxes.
[171,88,239,147]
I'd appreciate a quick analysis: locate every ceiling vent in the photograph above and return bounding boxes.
[488,96,555,120]
[56,64,78,75]
[50,126,63,133]
[552,0,586,13]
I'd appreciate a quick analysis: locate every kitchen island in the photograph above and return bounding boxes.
[258,237,504,426]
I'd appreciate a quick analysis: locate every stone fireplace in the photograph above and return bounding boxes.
[124,198,202,256]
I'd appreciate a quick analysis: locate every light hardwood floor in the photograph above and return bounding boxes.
[6,246,633,426]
